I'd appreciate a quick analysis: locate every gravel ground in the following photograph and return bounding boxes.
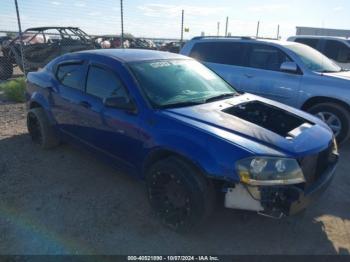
[0,102,350,255]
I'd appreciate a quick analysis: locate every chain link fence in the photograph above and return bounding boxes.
[0,0,186,82]
[0,0,284,82]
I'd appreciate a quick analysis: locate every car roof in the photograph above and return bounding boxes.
[290,35,350,41]
[77,49,189,63]
[25,27,81,31]
[189,36,295,47]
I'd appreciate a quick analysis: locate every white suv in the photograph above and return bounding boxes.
[288,36,350,70]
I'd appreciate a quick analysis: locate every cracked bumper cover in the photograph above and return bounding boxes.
[224,161,337,217]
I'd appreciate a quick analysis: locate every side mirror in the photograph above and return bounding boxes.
[280,62,298,73]
[103,96,136,112]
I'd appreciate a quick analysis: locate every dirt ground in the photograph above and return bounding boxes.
[0,101,350,255]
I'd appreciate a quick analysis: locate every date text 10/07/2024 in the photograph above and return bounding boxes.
[127,256,220,261]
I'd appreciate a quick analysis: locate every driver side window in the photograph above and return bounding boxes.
[86,65,129,100]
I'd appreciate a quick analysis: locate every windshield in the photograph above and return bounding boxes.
[129,59,237,108]
[285,43,341,73]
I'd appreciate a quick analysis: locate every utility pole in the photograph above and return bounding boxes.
[14,0,26,75]
[180,9,184,43]
[120,0,124,48]
[277,24,280,39]
[217,22,220,36]
[225,17,229,37]
[256,21,260,38]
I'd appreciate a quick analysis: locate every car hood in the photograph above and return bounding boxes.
[322,70,350,81]
[162,94,333,157]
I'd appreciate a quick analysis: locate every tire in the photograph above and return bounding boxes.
[307,102,350,145]
[27,108,60,149]
[0,56,13,80]
[145,156,215,232]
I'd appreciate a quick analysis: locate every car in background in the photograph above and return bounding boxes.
[94,36,123,49]
[94,36,157,50]
[26,49,338,231]
[288,36,350,70]
[181,37,350,144]
[0,27,97,80]
[129,38,157,50]
[0,36,11,47]
[159,41,182,53]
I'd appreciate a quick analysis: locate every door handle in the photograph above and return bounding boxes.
[79,101,91,108]
[244,73,254,78]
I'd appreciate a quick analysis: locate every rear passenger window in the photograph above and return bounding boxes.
[189,42,245,66]
[246,44,290,72]
[294,38,319,49]
[56,63,85,90]
[86,66,128,100]
[323,40,350,63]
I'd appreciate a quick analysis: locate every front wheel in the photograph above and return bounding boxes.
[307,102,350,145]
[145,156,215,232]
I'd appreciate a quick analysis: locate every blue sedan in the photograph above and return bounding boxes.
[26,49,338,231]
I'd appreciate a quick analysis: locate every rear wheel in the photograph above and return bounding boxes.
[307,102,350,145]
[0,56,13,80]
[27,108,60,149]
[146,156,215,232]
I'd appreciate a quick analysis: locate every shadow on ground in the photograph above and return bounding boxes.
[0,134,349,254]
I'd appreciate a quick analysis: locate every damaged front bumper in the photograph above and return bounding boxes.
[224,161,337,218]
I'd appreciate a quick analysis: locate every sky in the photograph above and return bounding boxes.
[0,0,349,39]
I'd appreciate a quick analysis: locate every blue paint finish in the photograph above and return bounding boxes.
[26,49,334,183]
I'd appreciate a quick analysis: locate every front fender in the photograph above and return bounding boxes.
[143,130,252,182]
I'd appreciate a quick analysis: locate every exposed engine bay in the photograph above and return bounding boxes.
[223,101,313,138]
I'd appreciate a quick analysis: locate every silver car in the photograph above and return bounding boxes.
[288,35,350,70]
[181,37,350,144]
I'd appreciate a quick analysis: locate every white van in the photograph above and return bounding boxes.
[288,36,350,70]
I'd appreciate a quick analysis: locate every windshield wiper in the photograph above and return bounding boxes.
[159,93,237,109]
[204,93,236,103]
[159,101,205,109]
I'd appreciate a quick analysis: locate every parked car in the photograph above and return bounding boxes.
[288,36,350,70]
[0,36,11,47]
[181,36,350,144]
[159,41,182,53]
[0,27,97,80]
[94,35,127,49]
[129,38,157,50]
[26,49,338,231]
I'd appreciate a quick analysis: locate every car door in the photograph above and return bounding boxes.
[50,60,90,138]
[82,63,142,168]
[321,39,350,69]
[239,43,302,106]
[188,41,247,90]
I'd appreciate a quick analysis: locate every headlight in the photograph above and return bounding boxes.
[236,157,305,186]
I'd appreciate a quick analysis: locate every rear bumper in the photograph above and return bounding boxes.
[224,160,338,218]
